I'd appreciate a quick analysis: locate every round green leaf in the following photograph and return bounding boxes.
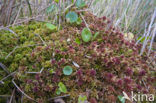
[81,28,92,42]
[76,0,86,8]
[118,95,125,103]
[46,23,57,30]
[66,11,78,23]
[46,4,55,13]
[63,66,73,75]
[56,89,61,95]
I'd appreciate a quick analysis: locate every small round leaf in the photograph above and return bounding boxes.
[76,0,86,8]
[81,28,92,42]
[46,23,57,30]
[66,11,78,23]
[46,4,55,13]
[63,66,73,75]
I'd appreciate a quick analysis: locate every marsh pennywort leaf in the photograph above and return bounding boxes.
[66,11,78,23]
[81,28,92,42]
[93,32,99,40]
[63,66,73,75]
[46,4,55,13]
[46,23,57,30]
[58,82,67,93]
[56,89,61,95]
[118,95,125,103]
[76,0,86,8]
[78,95,87,103]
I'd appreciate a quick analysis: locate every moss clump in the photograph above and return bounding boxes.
[0,13,155,103]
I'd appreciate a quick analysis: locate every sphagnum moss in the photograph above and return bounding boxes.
[0,13,155,103]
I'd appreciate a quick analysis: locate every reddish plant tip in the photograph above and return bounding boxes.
[55,49,60,54]
[125,67,133,76]
[139,69,146,76]
[33,87,38,92]
[89,97,97,103]
[106,73,114,80]
[124,77,132,84]
[51,59,56,65]
[126,84,133,91]
[77,69,83,76]
[102,16,106,20]
[35,74,41,80]
[26,79,32,84]
[107,19,111,24]
[112,57,120,65]
[136,85,142,90]
[90,69,96,76]
[117,79,123,86]
[77,79,83,86]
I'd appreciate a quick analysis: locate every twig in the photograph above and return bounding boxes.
[0,95,11,98]
[0,14,43,30]
[13,0,22,26]
[26,67,44,74]
[35,34,47,46]
[142,79,149,91]
[5,46,19,60]
[63,0,77,14]
[26,0,32,16]
[48,94,70,101]
[0,27,18,36]
[21,43,44,48]
[12,79,36,102]
[80,13,91,31]
[148,25,156,55]
[21,94,24,103]
[75,9,90,13]
[9,88,15,103]
[58,2,61,30]
[0,71,16,84]
[72,61,80,68]
[140,9,156,55]
[0,62,9,74]
[5,43,44,60]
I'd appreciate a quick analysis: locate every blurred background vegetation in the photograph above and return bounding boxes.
[0,0,156,54]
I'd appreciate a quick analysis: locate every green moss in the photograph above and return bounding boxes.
[0,13,155,103]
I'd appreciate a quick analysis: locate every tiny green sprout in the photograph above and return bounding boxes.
[93,32,99,40]
[76,0,86,8]
[76,18,82,25]
[75,37,81,45]
[63,66,73,75]
[78,95,87,103]
[118,95,125,103]
[58,82,67,93]
[46,23,57,31]
[49,69,55,74]
[66,11,78,23]
[54,0,59,3]
[137,36,151,43]
[81,28,92,42]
